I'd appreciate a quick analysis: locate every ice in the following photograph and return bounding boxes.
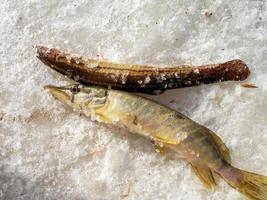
[144,75,151,84]
[194,68,200,74]
[137,80,143,84]
[0,0,267,200]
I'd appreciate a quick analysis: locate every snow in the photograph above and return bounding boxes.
[0,0,267,199]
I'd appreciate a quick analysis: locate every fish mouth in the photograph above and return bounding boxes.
[44,85,72,105]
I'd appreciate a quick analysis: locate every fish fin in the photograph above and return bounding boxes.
[191,165,216,191]
[152,135,179,145]
[207,130,231,163]
[219,165,267,200]
[96,113,113,124]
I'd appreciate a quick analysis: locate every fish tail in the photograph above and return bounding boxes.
[219,164,267,200]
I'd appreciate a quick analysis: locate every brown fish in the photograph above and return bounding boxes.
[36,46,250,94]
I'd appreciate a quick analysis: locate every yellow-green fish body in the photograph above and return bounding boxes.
[45,84,267,200]
[94,90,226,170]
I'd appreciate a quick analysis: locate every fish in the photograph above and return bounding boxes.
[36,46,250,95]
[45,84,267,199]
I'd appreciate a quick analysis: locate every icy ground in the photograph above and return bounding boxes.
[0,0,267,199]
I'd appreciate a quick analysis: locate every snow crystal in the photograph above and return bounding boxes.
[120,73,129,84]
[75,59,80,64]
[193,68,200,74]
[174,72,180,79]
[137,80,143,84]
[73,75,80,81]
[87,62,99,68]
[160,74,167,81]
[144,75,151,84]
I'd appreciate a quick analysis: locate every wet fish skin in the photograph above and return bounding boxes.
[37,46,250,94]
[45,84,267,199]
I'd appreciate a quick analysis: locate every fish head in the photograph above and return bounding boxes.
[44,84,108,110]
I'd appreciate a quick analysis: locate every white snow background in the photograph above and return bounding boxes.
[0,0,267,199]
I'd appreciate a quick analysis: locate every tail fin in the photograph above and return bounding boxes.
[219,165,267,200]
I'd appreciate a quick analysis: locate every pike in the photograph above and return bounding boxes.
[37,46,250,94]
[45,84,267,200]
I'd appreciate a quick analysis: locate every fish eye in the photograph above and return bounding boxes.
[70,85,80,94]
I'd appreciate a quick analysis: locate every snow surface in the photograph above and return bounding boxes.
[1,0,267,199]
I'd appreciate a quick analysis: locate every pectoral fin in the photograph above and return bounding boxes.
[96,113,113,124]
[152,135,180,145]
[191,165,216,191]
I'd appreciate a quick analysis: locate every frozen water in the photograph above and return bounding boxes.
[1,0,267,199]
